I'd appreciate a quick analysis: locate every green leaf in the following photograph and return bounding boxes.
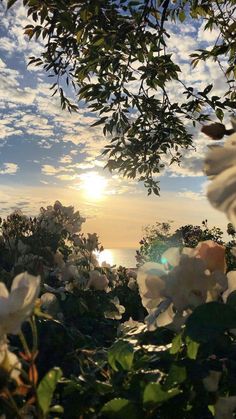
[179,10,186,22]
[169,333,183,354]
[108,340,134,371]
[208,405,215,415]
[185,302,236,343]
[91,116,108,127]
[203,84,213,95]
[7,0,18,8]
[186,337,200,359]
[101,398,138,419]
[94,381,113,395]
[164,365,187,389]
[37,367,62,415]
[216,108,224,122]
[76,30,84,43]
[143,383,181,406]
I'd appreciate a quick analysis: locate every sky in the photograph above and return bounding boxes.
[0,2,230,249]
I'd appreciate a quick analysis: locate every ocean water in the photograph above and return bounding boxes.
[97,248,137,268]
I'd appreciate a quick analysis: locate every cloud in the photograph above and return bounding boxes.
[178,190,204,200]
[0,162,18,175]
[0,4,43,58]
[56,174,77,181]
[41,165,58,176]
[197,22,220,43]
[59,155,73,164]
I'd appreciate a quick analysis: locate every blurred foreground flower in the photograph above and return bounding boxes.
[0,272,40,336]
[215,396,236,419]
[204,131,236,228]
[137,242,228,330]
[184,240,226,273]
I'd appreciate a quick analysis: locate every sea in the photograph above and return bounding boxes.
[97,248,137,268]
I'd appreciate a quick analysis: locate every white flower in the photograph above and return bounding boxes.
[62,264,80,282]
[87,270,109,291]
[204,132,236,227]
[86,233,99,251]
[0,272,40,336]
[138,255,227,313]
[40,292,60,316]
[137,262,166,312]
[61,264,88,289]
[166,256,227,311]
[137,246,227,330]
[161,247,181,267]
[215,396,236,419]
[39,201,85,235]
[203,370,222,392]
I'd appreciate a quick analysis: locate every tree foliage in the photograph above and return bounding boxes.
[2,0,236,193]
[137,219,236,270]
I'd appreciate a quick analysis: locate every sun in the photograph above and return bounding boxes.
[95,249,114,266]
[81,172,108,200]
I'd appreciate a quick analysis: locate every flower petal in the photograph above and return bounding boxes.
[161,247,181,267]
[137,262,166,312]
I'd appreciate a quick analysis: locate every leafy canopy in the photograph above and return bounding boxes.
[4,0,236,194]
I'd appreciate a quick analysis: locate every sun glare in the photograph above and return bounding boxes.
[96,249,114,266]
[81,172,108,200]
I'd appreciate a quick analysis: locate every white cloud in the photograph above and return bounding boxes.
[178,190,204,200]
[0,162,18,175]
[56,174,77,181]
[41,165,58,176]
[59,155,73,164]
[197,22,220,43]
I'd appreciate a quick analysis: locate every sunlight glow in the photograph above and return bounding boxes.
[81,172,108,200]
[96,249,114,266]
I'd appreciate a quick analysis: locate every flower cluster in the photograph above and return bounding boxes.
[38,200,85,235]
[137,240,234,330]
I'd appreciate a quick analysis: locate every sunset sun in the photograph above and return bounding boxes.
[81,172,108,200]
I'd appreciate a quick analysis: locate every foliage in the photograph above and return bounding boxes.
[2,0,236,193]
[137,219,236,270]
